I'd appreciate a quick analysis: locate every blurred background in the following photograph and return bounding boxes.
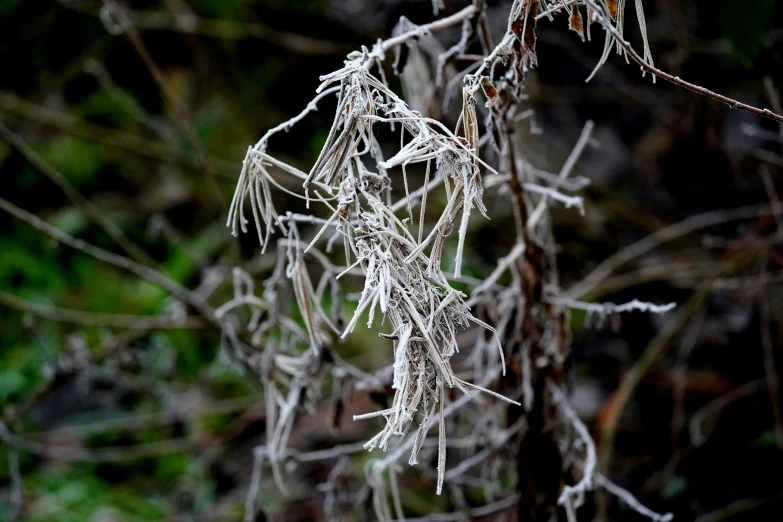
[1,0,783,520]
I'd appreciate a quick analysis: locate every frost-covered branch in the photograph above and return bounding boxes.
[552,297,677,315]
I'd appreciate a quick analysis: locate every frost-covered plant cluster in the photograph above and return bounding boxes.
[215,1,766,520]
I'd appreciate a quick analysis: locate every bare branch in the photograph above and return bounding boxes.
[0,120,156,267]
[0,196,218,325]
[580,0,783,124]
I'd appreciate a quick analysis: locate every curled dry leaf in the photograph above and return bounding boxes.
[480,77,499,108]
[511,0,540,67]
[605,0,619,21]
[569,6,585,41]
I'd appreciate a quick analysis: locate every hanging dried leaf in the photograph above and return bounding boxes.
[569,6,585,41]
[511,0,540,66]
[480,77,499,108]
[526,0,540,54]
[511,19,524,38]
[461,84,480,158]
[605,0,618,20]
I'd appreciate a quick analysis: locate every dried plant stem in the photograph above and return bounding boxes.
[527,120,594,230]
[689,379,767,447]
[217,0,783,519]
[257,86,342,149]
[100,0,226,208]
[63,1,348,55]
[27,394,263,441]
[379,4,480,54]
[0,120,156,267]
[0,290,207,330]
[598,242,770,477]
[1,424,201,463]
[243,448,265,522]
[549,381,596,510]
[595,474,673,522]
[0,196,219,326]
[0,92,238,177]
[566,203,776,299]
[551,297,676,315]
[581,0,783,124]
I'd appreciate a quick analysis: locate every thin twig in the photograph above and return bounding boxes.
[379,5,480,54]
[581,0,783,124]
[549,381,597,511]
[566,204,775,299]
[0,92,238,177]
[689,379,767,447]
[101,0,227,208]
[528,120,594,230]
[0,196,218,325]
[62,1,349,55]
[595,473,673,522]
[0,290,207,330]
[598,242,770,476]
[0,120,157,267]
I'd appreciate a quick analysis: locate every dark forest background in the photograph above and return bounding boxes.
[2,0,783,520]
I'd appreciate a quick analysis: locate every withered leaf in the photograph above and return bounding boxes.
[605,0,618,20]
[461,85,480,157]
[511,18,524,39]
[480,77,499,108]
[569,6,585,41]
[513,0,540,67]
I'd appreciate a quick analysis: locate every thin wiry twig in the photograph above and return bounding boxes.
[0,120,157,267]
[0,92,238,177]
[256,86,342,151]
[595,473,673,522]
[26,394,263,440]
[565,203,776,299]
[689,378,767,447]
[61,0,349,55]
[380,5,480,55]
[1,428,201,463]
[0,290,207,330]
[527,120,594,230]
[100,0,227,208]
[243,448,265,522]
[549,381,597,513]
[580,0,783,124]
[0,196,219,325]
[551,297,676,315]
[82,58,172,138]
